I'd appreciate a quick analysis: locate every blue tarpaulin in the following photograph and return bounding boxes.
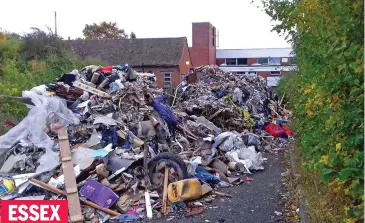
[152,95,177,133]
[195,166,220,184]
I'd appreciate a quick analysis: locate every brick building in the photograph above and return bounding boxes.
[216,48,297,87]
[68,22,217,89]
[68,38,193,89]
[69,22,296,88]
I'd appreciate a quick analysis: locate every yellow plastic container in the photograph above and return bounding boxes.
[167,179,202,203]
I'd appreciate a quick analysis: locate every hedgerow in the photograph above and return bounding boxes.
[0,29,104,131]
[262,0,364,222]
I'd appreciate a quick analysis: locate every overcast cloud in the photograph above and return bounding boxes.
[0,0,290,49]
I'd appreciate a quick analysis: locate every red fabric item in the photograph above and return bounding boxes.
[265,123,292,138]
[280,126,293,136]
[98,66,113,73]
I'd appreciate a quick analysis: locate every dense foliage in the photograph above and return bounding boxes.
[262,0,364,221]
[0,29,103,128]
[82,21,136,40]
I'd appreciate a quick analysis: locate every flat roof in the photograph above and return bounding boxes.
[217,48,294,58]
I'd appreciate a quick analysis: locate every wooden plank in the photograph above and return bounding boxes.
[57,128,84,223]
[162,167,169,215]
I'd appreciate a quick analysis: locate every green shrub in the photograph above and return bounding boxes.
[0,29,106,128]
[263,0,364,221]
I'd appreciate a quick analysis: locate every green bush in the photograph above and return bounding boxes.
[263,0,364,222]
[0,29,104,126]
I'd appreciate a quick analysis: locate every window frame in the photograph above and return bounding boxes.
[163,72,171,88]
[281,58,289,63]
[257,58,268,65]
[237,58,248,65]
[290,57,297,65]
[270,71,281,75]
[268,57,281,65]
[225,58,237,66]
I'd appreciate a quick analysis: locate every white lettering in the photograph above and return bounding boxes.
[18,205,28,221]
[29,205,40,221]
[50,205,60,221]
[40,205,49,221]
[8,205,17,221]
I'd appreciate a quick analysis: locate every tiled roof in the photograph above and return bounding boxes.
[68,37,187,66]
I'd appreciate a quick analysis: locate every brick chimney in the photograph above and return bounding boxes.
[189,22,217,66]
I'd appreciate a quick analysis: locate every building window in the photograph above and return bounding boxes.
[290,57,297,65]
[270,71,281,75]
[164,73,171,88]
[268,57,281,65]
[237,58,248,65]
[226,58,237,65]
[247,71,257,77]
[281,58,288,63]
[257,58,268,65]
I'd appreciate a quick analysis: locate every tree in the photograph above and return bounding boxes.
[82,22,131,40]
[130,32,136,39]
[21,27,71,61]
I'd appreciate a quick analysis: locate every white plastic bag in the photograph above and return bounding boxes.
[225,146,265,174]
[238,146,264,171]
[212,132,236,152]
[0,92,79,154]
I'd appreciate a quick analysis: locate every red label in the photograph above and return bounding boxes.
[1,200,68,223]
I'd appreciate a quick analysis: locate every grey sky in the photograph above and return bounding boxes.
[0,0,290,49]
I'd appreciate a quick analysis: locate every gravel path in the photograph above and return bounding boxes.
[148,152,286,223]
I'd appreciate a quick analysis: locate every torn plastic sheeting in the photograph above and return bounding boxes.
[104,152,135,173]
[94,115,117,126]
[225,146,264,174]
[29,85,48,96]
[0,92,79,154]
[71,147,95,170]
[212,132,241,152]
[0,154,27,173]
[76,100,90,108]
[86,131,102,148]
[238,146,264,170]
[12,173,37,187]
[241,133,261,152]
[80,179,119,209]
[35,149,60,174]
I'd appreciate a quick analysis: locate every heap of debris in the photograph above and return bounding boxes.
[0,64,292,222]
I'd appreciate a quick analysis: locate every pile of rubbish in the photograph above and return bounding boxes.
[0,64,292,222]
